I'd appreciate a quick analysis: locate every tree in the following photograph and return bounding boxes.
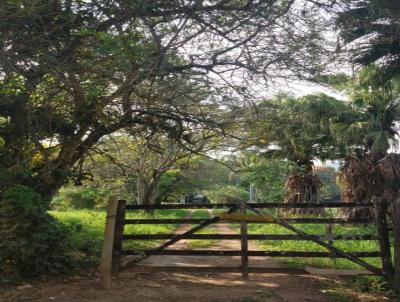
[85,132,210,208]
[230,151,290,202]
[0,1,335,200]
[0,0,337,276]
[158,155,235,203]
[330,65,400,291]
[331,65,400,218]
[248,93,346,214]
[336,0,400,80]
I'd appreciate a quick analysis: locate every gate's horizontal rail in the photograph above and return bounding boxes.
[125,202,375,210]
[122,234,378,241]
[121,249,381,258]
[124,218,373,224]
[126,266,376,275]
[127,266,308,274]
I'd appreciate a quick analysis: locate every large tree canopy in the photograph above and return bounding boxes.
[0,0,339,276]
[0,0,336,201]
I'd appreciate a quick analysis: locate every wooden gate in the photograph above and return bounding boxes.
[100,197,393,289]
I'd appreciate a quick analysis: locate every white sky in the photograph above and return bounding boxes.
[268,79,347,100]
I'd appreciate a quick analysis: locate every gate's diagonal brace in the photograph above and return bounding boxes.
[122,205,239,269]
[151,205,238,254]
[248,208,382,275]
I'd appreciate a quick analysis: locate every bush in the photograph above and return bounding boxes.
[203,185,249,203]
[0,185,73,280]
[52,187,102,210]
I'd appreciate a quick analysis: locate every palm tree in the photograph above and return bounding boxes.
[331,65,400,218]
[251,93,346,215]
[336,0,400,80]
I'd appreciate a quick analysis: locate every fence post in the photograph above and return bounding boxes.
[240,200,249,279]
[391,196,400,293]
[372,196,394,280]
[100,196,120,289]
[112,199,126,276]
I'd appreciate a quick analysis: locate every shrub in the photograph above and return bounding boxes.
[0,185,73,280]
[203,185,249,203]
[52,187,102,210]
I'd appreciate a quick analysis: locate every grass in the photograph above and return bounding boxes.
[51,208,188,258]
[320,275,400,302]
[225,208,384,270]
[52,208,222,252]
[52,208,223,259]
[225,208,395,300]
[321,289,351,302]
[247,221,381,269]
[54,207,384,270]
[123,209,188,251]
[51,207,382,267]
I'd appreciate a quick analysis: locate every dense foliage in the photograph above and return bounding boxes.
[331,66,400,218]
[244,93,346,213]
[0,186,72,279]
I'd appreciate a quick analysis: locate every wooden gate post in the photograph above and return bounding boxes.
[100,196,125,289]
[240,201,249,279]
[112,199,126,275]
[391,196,400,293]
[372,196,394,279]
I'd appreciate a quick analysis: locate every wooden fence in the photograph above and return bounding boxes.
[100,196,398,290]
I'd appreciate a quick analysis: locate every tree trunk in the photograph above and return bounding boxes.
[391,195,400,294]
[337,153,377,220]
[136,174,160,214]
[281,171,323,216]
[136,175,146,205]
[372,196,394,279]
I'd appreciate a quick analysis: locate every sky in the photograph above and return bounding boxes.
[271,79,347,100]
